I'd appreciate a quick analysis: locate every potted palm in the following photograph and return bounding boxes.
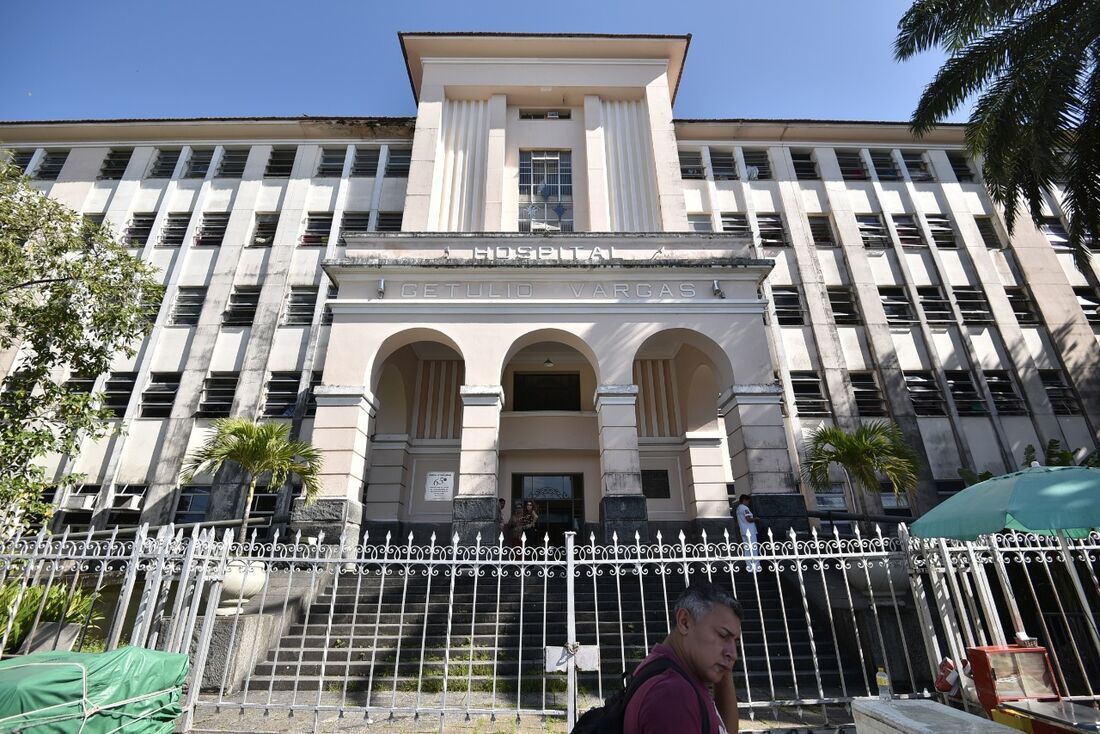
[182,418,321,613]
[802,421,919,596]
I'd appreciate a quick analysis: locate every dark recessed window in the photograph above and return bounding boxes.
[641,470,671,499]
[513,372,580,412]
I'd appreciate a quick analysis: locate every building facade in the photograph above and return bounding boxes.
[1,33,1098,544]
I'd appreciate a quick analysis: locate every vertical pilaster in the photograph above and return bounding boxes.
[583,95,611,232]
[596,384,647,541]
[290,385,376,546]
[452,385,503,543]
[683,431,730,519]
[482,94,507,232]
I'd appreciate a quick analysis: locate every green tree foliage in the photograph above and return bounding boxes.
[895,0,1100,270]
[0,163,161,533]
[181,418,322,535]
[959,438,1096,485]
[802,421,921,517]
[0,582,102,653]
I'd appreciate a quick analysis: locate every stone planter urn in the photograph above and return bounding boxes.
[845,561,905,602]
[217,559,267,615]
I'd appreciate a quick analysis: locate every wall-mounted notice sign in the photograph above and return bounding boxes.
[425,472,455,502]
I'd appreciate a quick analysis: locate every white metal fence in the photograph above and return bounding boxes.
[0,524,1096,732]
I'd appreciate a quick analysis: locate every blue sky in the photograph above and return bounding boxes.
[0,0,966,123]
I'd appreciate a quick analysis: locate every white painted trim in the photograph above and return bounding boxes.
[330,301,765,315]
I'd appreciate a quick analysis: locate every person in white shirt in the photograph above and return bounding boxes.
[735,495,761,573]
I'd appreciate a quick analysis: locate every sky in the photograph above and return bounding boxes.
[0,0,968,124]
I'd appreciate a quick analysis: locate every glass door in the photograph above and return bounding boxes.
[511,474,583,545]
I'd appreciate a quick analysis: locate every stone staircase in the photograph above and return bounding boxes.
[236,564,867,708]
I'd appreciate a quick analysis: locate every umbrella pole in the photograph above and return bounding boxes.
[987,533,1030,644]
[1055,530,1100,664]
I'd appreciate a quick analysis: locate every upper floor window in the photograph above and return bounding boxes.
[892,214,925,247]
[687,214,713,233]
[720,213,751,237]
[385,147,411,177]
[519,150,573,232]
[98,148,133,180]
[148,149,181,179]
[857,214,891,249]
[316,147,346,177]
[8,149,34,173]
[756,214,788,246]
[217,148,249,178]
[836,150,868,181]
[974,216,1002,249]
[678,150,705,180]
[264,146,296,178]
[1040,217,1070,250]
[34,149,69,181]
[709,151,737,180]
[947,151,975,182]
[901,151,934,182]
[185,148,214,179]
[351,147,380,177]
[925,215,957,248]
[519,109,571,120]
[742,149,772,180]
[870,150,901,181]
[807,215,836,247]
[514,372,580,411]
[791,150,819,181]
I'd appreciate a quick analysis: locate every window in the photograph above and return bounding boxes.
[791,151,819,180]
[756,214,788,246]
[106,484,146,527]
[904,371,945,415]
[772,286,804,325]
[984,371,1027,415]
[954,286,993,323]
[216,148,249,178]
[98,148,132,180]
[384,147,411,177]
[316,147,346,177]
[375,212,403,232]
[790,372,830,416]
[917,286,953,323]
[284,287,317,325]
[185,148,214,178]
[322,283,337,325]
[263,371,301,417]
[836,150,868,181]
[879,286,915,324]
[126,214,156,246]
[223,287,261,326]
[857,214,890,249]
[140,372,181,418]
[679,150,705,179]
[709,151,737,180]
[641,470,671,500]
[300,213,333,246]
[925,215,957,248]
[879,481,911,516]
[901,151,934,182]
[851,372,887,416]
[174,485,210,525]
[947,152,974,182]
[1006,287,1040,324]
[807,215,836,247]
[195,212,230,247]
[513,373,580,411]
[170,287,206,325]
[9,149,34,173]
[720,213,751,237]
[742,149,772,180]
[828,286,861,324]
[945,371,987,415]
[305,371,323,416]
[1039,370,1080,415]
[519,109,571,120]
[892,215,925,247]
[264,146,296,178]
[1074,287,1100,324]
[159,213,190,247]
[148,149,181,178]
[351,147,380,177]
[65,373,97,395]
[687,214,713,233]
[869,150,900,181]
[103,372,137,416]
[339,211,371,243]
[251,213,279,247]
[197,372,238,417]
[518,150,573,232]
[34,150,68,180]
[975,216,1002,249]
[1040,218,1070,250]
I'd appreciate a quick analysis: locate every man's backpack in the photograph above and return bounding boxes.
[572,655,711,734]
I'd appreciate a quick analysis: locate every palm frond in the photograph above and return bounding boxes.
[802,421,920,499]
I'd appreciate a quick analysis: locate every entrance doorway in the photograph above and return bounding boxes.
[511,474,583,544]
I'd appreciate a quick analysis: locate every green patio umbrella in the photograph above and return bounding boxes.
[910,464,1100,540]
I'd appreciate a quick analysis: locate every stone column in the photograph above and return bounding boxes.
[596,384,648,542]
[290,386,376,548]
[452,385,503,543]
[719,384,808,533]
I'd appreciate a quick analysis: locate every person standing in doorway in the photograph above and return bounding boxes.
[497,498,508,538]
[735,495,761,573]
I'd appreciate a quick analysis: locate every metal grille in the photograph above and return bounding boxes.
[103,372,137,416]
[186,148,214,178]
[9,149,34,173]
[223,287,261,326]
[300,214,333,246]
[742,149,772,180]
[857,215,890,249]
[1006,287,1040,324]
[148,149,181,178]
[944,370,987,415]
[678,150,704,179]
[807,215,835,247]
[352,147,380,177]
[771,286,804,325]
[265,147,297,178]
[925,215,957,247]
[98,148,132,180]
[756,214,788,246]
[376,212,403,232]
[317,147,346,177]
[946,151,974,182]
[901,152,933,182]
[141,372,181,418]
[917,286,953,323]
[828,286,861,324]
[903,371,945,415]
[170,287,206,326]
[791,151,819,180]
[974,216,1002,249]
[217,148,250,178]
[850,372,887,416]
[720,213,751,237]
[869,150,900,181]
[790,371,830,416]
[954,287,993,323]
[1040,218,1071,250]
[879,287,915,324]
[35,150,68,180]
[1073,287,1100,324]
[197,372,239,417]
[251,213,279,247]
[1039,370,1081,415]
[835,150,868,181]
[125,214,156,246]
[518,151,573,232]
[264,371,302,417]
[984,370,1027,415]
[159,213,191,247]
[284,287,318,326]
[339,212,371,243]
[709,150,737,180]
[385,147,411,177]
[892,215,924,247]
[195,212,230,247]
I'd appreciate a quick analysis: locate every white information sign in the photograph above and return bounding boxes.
[424,472,455,502]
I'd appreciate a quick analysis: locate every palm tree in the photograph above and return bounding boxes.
[802,421,920,520]
[894,1,1099,270]
[181,418,322,536]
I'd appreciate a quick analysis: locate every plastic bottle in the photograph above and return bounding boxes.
[876,667,891,701]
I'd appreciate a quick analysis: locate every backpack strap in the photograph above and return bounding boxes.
[623,657,712,734]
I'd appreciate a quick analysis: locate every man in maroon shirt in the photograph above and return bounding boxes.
[623,581,743,733]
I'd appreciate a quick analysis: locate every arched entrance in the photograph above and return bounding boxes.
[498,330,600,543]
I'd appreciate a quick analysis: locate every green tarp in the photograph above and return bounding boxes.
[0,647,188,733]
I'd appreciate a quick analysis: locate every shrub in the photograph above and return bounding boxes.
[0,581,102,653]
